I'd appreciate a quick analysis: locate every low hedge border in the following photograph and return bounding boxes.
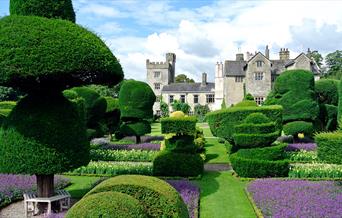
[315,131,342,164]
[160,116,197,135]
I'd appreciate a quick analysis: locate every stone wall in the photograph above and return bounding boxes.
[225,77,244,106]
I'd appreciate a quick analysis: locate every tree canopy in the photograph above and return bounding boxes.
[175,74,195,83]
[325,50,342,79]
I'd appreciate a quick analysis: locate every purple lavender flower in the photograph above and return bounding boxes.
[248,179,342,218]
[167,180,200,218]
[286,143,317,151]
[102,143,161,151]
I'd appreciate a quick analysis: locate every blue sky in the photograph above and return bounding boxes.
[1,0,342,81]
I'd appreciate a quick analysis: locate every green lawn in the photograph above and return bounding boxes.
[195,171,256,218]
[65,176,103,199]
[150,122,161,136]
[205,138,229,164]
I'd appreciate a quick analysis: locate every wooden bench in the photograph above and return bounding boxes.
[23,190,71,217]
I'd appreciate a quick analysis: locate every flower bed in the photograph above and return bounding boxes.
[102,143,160,151]
[284,150,318,163]
[0,174,70,208]
[68,161,153,176]
[90,149,157,162]
[289,163,342,178]
[167,180,200,218]
[285,143,316,151]
[248,179,342,218]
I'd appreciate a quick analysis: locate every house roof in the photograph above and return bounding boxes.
[224,60,246,76]
[162,82,215,93]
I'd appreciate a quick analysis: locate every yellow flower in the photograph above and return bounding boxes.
[298,133,305,139]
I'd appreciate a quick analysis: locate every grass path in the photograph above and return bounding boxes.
[65,176,102,199]
[195,171,256,218]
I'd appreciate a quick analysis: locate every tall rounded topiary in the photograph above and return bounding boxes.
[0,0,123,202]
[119,80,156,143]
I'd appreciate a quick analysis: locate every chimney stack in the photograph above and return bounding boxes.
[279,48,290,60]
[202,72,207,86]
[265,45,270,59]
[236,53,244,61]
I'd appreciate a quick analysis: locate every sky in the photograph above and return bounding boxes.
[1,0,342,82]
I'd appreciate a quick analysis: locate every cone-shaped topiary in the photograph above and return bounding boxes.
[119,80,155,143]
[10,0,76,22]
[0,16,123,92]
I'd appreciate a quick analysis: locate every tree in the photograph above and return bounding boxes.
[325,50,342,79]
[0,0,123,208]
[171,100,191,114]
[194,104,210,122]
[175,74,195,83]
[0,86,23,101]
[119,80,156,143]
[307,50,323,68]
[160,100,169,117]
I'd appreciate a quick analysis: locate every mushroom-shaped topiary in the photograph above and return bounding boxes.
[0,0,123,202]
[119,80,156,143]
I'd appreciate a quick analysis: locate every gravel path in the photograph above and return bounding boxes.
[204,163,232,171]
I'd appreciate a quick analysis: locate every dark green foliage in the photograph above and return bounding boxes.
[338,80,342,125]
[160,100,169,117]
[10,0,75,22]
[323,104,338,130]
[206,105,282,142]
[87,84,121,98]
[161,116,197,135]
[230,143,289,177]
[244,112,270,124]
[267,70,319,122]
[153,151,203,177]
[283,121,313,137]
[120,120,151,138]
[103,97,120,135]
[0,16,123,92]
[234,123,276,134]
[175,74,195,83]
[0,93,89,175]
[164,135,197,153]
[66,191,147,218]
[0,86,23,101]
[119,80,156,120]
[244,93,254,101]
[233,132,280,148]
[234,100,257,107]
[325,50,342,79]
[315,132,342,164]
[315,79,339,105]
[171,100,191,115]
[194,104,210,122]
[85,175,189,218]
[0,101,16,110]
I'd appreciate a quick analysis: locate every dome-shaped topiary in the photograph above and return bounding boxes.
[244,112,271,124]
[119,80,156,120]
[0,93,89,175]
[85,175,189,218]
[0,16,123,92]
[10,0,76,22]
[234,100,257,107]
[66,191,148,218]
[170,111,185,118]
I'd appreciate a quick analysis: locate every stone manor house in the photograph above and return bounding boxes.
[146,46,321,115]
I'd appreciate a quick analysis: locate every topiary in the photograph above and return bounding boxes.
[244,93,255,101]
[66,191,147,218]
[0,16,123,92]
[315,131,342,165]
[85,175,189,218]
[283,121,313,138]
[170,110,185,118]
[315,79,339,105]
[102,97,120,138]
[234,100,257,107]
[244,112,270,124]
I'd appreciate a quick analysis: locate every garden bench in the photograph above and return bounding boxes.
[23,190,71,217]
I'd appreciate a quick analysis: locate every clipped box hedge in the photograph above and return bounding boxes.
[315,131,342,164]
[161,116,197,135]
[206,105,283,142]
[234,122,276,134]
[233,131,280,148]
[66,191,147,218]
[85,175,189,218]
[283,121,313,137]
[230,143,289,177]
[153,151,204,177]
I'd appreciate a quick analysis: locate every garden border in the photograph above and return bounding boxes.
[244,187,264,218]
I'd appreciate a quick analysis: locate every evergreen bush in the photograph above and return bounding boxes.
[66,191,147,218]
[283,121,313,137]
[85,175,189,218]
[234,100,257,107]
[315,131,342,164]
[161,116,197,135]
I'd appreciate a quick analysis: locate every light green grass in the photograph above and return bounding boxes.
[150,122,161,136]
[205,138,229,164]
[195,171,256,218]
[65,176,103,199]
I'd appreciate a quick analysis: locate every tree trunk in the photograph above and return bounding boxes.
[136,135,141,144]
[36,174,55,214]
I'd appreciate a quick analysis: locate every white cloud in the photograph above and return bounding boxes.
[80,3,124,18]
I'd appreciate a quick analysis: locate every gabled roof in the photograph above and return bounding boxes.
[162,82,215,93]
[247,52,270,63]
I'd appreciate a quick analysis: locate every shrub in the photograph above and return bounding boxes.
[90,149,157,162]
[85,175,189,218]
[315,131,342,164]
[153,151,203,177]
[315,79,339,105]
[10,0,76,22]
[233,132,280,148]
[230,143,289,177]
[244,93,254,101]
[284,150,318,163]
[244,112,270,124]
[164,135,196,153]
[234,122,276,134]
[171,100,191,114]
[266,70,319,123]
[194,104,210,122]
[170,110,185,118]
[0,86,23,101]
[66,191,148,218]
[161,116,197,135]
[120,120,151,138]
[0,101,16,110]
[103,97,120,135]
[283,121,313,137]
[206,105,282,142]
[338,80,342,126]
[0,16,123,92]
[234,100,257,107]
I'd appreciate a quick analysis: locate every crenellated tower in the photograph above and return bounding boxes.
[214,61,224,110]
